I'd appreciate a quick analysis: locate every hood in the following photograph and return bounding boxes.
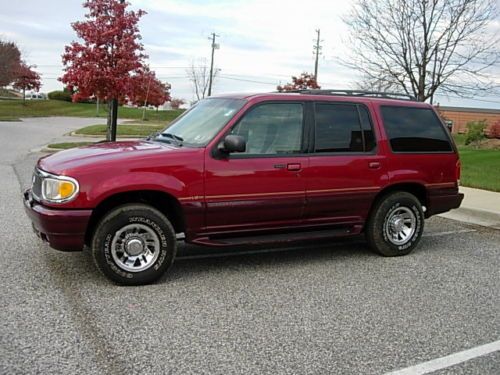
[38,140,189,175]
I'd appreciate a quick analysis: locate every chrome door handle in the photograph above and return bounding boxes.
[287,163,301,171]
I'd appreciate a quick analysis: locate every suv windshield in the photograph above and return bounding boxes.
[157,98,245,147]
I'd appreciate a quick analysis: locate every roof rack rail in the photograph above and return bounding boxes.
[286,89,417,101]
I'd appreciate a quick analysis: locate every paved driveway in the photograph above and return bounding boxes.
[1,119,499,374]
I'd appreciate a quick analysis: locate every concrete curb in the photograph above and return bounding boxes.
[457,207,500,222]
[439,207,500,229]
[32,138,142,153]
[69,131,140,138]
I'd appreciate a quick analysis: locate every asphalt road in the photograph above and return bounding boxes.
[1,118,499,374]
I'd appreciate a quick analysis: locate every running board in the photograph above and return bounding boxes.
[191,225,363,247]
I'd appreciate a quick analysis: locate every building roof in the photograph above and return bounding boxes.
[439,106,500,114]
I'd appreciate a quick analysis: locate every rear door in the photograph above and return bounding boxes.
[303,102,386,225]
[378,104,458,210]
[204,101,308,233]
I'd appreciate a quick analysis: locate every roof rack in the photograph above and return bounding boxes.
[287,89,417,101]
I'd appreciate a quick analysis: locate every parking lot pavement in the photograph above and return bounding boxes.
[1,127,499,374]
[0,117,112,163]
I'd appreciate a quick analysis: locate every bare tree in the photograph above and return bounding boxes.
[344,0,499,101]
[186,59,218,100]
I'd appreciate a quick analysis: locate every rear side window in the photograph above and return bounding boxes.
[314,103,376,153]
[381,106,452,152]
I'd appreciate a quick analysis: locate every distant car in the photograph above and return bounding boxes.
[25,93,46,100]
[24,90,464,285]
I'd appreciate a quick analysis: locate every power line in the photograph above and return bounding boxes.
[441,96,500,105]
[218,75,278,85]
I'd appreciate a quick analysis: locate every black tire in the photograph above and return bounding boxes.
[366,192,424,256]
[92,204,177,285]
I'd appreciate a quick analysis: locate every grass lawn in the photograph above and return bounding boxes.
[47,142,95,150]
[459,149,500,192]
[453,134,500,192]
[74,123,165,137]
[0,99,183,122]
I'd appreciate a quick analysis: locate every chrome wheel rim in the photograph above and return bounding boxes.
[384,206,417,246]
[111,223,161,272]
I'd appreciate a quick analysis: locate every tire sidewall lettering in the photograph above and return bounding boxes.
[103,215,169,278]
[104,233,133,279]
[383,201,422,252]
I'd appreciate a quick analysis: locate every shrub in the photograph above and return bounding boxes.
[465,120,487,148]
[486,120,500,139]
[75,97,96,104]
[48,90,72,102]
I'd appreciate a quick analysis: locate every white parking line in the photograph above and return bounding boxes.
[423,229,476,237]
[384,340,500,375]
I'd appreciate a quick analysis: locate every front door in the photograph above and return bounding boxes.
[204,102,308,234]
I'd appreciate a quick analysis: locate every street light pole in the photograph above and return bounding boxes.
[208,32,219,97]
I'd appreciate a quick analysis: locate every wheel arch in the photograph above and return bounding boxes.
[367,182,428,222]
[84,190,185,247]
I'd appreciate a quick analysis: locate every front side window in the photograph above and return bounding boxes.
[230,103,304,155]
[314,103,376,153]
[380,106,452,152]
[160,98,245,146]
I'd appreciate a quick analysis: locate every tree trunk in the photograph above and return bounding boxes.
[106,100,112,141]
[22,88,25,104]
[110,98,118,141]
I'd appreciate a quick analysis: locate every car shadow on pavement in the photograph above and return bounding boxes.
[162,237,378,284]
[36,236,378,286]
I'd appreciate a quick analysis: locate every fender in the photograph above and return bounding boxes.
[87,171,189,207]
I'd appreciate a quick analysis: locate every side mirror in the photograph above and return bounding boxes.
[220,135,246,153]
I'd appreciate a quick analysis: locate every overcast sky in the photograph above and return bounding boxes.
[1,0,499,108]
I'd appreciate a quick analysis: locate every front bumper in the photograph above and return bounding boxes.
[23,189,92,251]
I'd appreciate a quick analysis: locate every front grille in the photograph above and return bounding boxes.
[32,168,43,201]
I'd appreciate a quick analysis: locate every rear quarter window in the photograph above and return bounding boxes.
[380,106,452,152]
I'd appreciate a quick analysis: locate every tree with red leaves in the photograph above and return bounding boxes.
[0,40,22,88]
[170,98,185,110]
[61,0,146,141]
[129,68,171,112]
[13,63,41,103]
[277,72,321,92]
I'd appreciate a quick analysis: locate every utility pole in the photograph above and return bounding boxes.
[208,32,219,97]
[430,48,438,105]
[313,29,322,82]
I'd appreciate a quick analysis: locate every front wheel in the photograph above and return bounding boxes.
[366,192,424,256]
[92,204,177,285]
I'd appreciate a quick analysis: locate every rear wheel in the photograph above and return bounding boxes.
[92,204,177,285]
[366,192,424,256]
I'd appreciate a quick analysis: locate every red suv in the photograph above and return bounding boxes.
[24,90,464,285]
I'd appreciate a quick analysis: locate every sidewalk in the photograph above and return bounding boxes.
[439,186,500,229]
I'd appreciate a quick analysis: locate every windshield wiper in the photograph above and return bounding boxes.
[160,133,184,146]
[146,131,160,141]
[157,132,184,146]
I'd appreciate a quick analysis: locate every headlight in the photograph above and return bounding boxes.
[34,169,79,203]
